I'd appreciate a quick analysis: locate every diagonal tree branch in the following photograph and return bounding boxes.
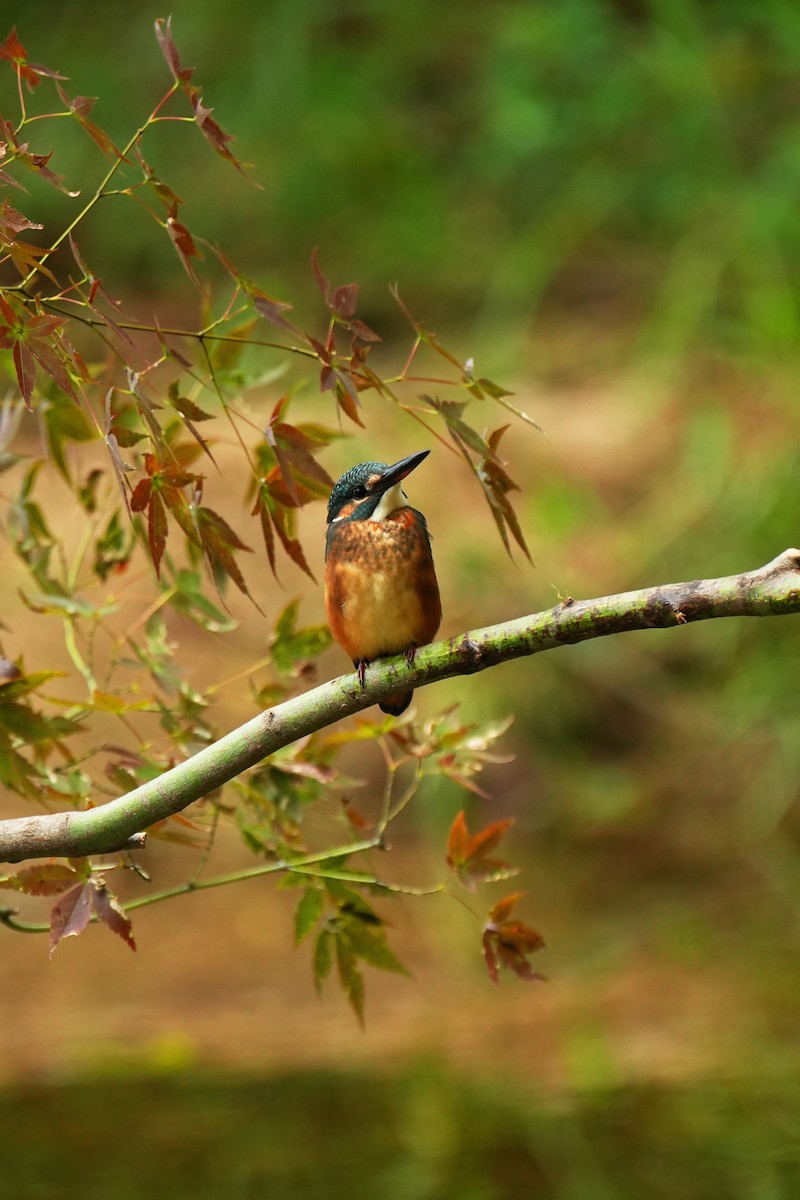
[2,548,799,864]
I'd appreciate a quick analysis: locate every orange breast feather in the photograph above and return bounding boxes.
[325,510,441,665]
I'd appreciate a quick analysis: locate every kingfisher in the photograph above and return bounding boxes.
[325,449,441,716]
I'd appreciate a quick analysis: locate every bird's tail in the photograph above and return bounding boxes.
[380,690,413,717]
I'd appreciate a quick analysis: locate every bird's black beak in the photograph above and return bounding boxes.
[375,449,430,494]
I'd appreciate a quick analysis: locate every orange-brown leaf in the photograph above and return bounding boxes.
[13,340,36,408]
[488,890,525,925]
[196,505,253,597]
[479,427,533,563]
[0,862,80,897]
[466,817,515,861]
[482,892,546,986]
[446,812,514,868]
[148,490,168,577]
[92,881,136,952]
[252,488,277,575]
[167,206,201,285]
[446,812,518,891]
[267,418,334,506]
[446,810,471,867]
[334,374,365,427]
[267,497,316,582]
[0,27,65,90]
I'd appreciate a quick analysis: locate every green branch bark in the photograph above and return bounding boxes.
[2,548,799,864]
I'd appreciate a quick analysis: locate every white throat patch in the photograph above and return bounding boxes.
[369,481,407,522]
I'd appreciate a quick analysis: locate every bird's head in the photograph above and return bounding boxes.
[326,450,430,524]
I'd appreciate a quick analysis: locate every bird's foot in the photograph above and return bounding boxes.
[355,658,370,689]
[404,643,418,667]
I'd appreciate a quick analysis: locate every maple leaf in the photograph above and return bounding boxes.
[333,370,365,426]
[310,247,333,308]
[335,938,366,1026]
[49,876,136,956]
[191,93,246,174]
[308,883,409,1024]
[252,484,277,576]
[12,340,35,408]
[26,314,79,401]
[309,252,367,327]
[130,474,168,575]
[330,906,408,1026]
[4,238,59,285]
[350,318,381,344]
[165,383,216,464]
[250,288,297,334]
[129,476,152,511]
[421,403,532,566]
[137,147,184,211]
[0,862,81,896]
[270,598,332,674]
[0,298,79,408]
[479,425,533,563]
[147,489,168,576]
[0,201,61,284]
[482,892,546,986]
[332,283,359,319]
[0,200,41,238]
[252,482,316,582]
[429,395,496,462]
[446,810,519,892]
[0,27,66,90]
[49,881,93,957]
[92,879,136,952]
[338,906,408,977]
[265,395,335,505]
[314,928,333,995]
[166,204,201,286]
[130,454,206,578]
[10,139,78,196]
[195,504,255,600]
[154,16,194,85]
[53,84,122,159]
[308,251,376,419]
[294,886,324,944]
[167,386,213,424]
[70,237,138,352]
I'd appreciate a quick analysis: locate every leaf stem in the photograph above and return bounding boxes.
[0,837,442,935]
[21,82,182,289]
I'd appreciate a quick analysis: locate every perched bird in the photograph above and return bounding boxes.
[324,450,441,716]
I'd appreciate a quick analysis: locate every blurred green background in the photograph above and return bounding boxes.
[4,1,800,1196]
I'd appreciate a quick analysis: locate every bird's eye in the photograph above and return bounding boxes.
[352,485,367,499]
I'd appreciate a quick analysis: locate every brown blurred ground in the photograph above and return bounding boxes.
[1,829,755,1091]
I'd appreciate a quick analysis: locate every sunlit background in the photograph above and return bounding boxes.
[4,1,800,1196]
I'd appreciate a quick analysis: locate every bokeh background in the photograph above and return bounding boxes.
[4,1,800,1196]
